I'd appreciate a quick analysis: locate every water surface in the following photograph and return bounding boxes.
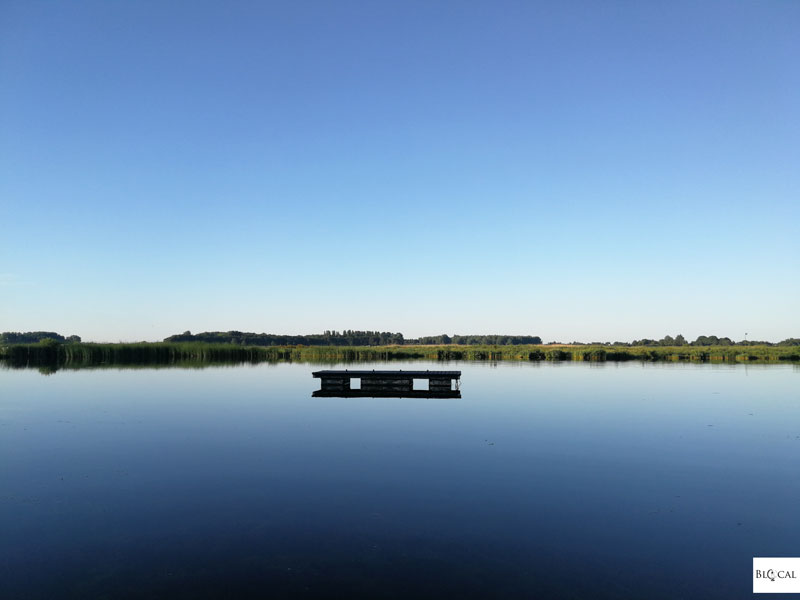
[1,361,798,598]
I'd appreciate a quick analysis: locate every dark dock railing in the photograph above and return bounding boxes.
[312,369,461,398]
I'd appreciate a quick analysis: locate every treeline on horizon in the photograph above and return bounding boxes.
[164,330,800,347]
[587,334,800,347]
[163,330,545,346]
[158,330,800,347]
[2,330,800,347]
[0,331,82,344]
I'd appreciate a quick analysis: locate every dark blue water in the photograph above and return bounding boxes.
[1,361,798,599]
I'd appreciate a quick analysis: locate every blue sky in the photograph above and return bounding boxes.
[1,1,798,342]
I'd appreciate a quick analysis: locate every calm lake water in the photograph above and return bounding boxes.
[1,361,798,599]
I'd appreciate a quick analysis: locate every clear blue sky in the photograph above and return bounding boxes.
[2,1,798,342]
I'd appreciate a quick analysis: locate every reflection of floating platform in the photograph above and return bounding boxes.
[313,389,461,398]
[312,369,461,398]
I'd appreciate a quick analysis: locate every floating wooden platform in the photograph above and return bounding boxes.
[312,369,461,398]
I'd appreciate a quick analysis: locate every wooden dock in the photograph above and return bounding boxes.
[312,369,461,398]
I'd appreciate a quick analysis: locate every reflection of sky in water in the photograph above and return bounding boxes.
[1,362,798,599]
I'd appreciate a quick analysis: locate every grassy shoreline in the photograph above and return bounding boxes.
[1,342,798,369]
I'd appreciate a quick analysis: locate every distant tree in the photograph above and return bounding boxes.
[692,335,733,346]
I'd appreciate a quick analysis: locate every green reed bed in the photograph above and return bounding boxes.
[2,342,284,367]
[1,341,798,370]
[427,344,799,363]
